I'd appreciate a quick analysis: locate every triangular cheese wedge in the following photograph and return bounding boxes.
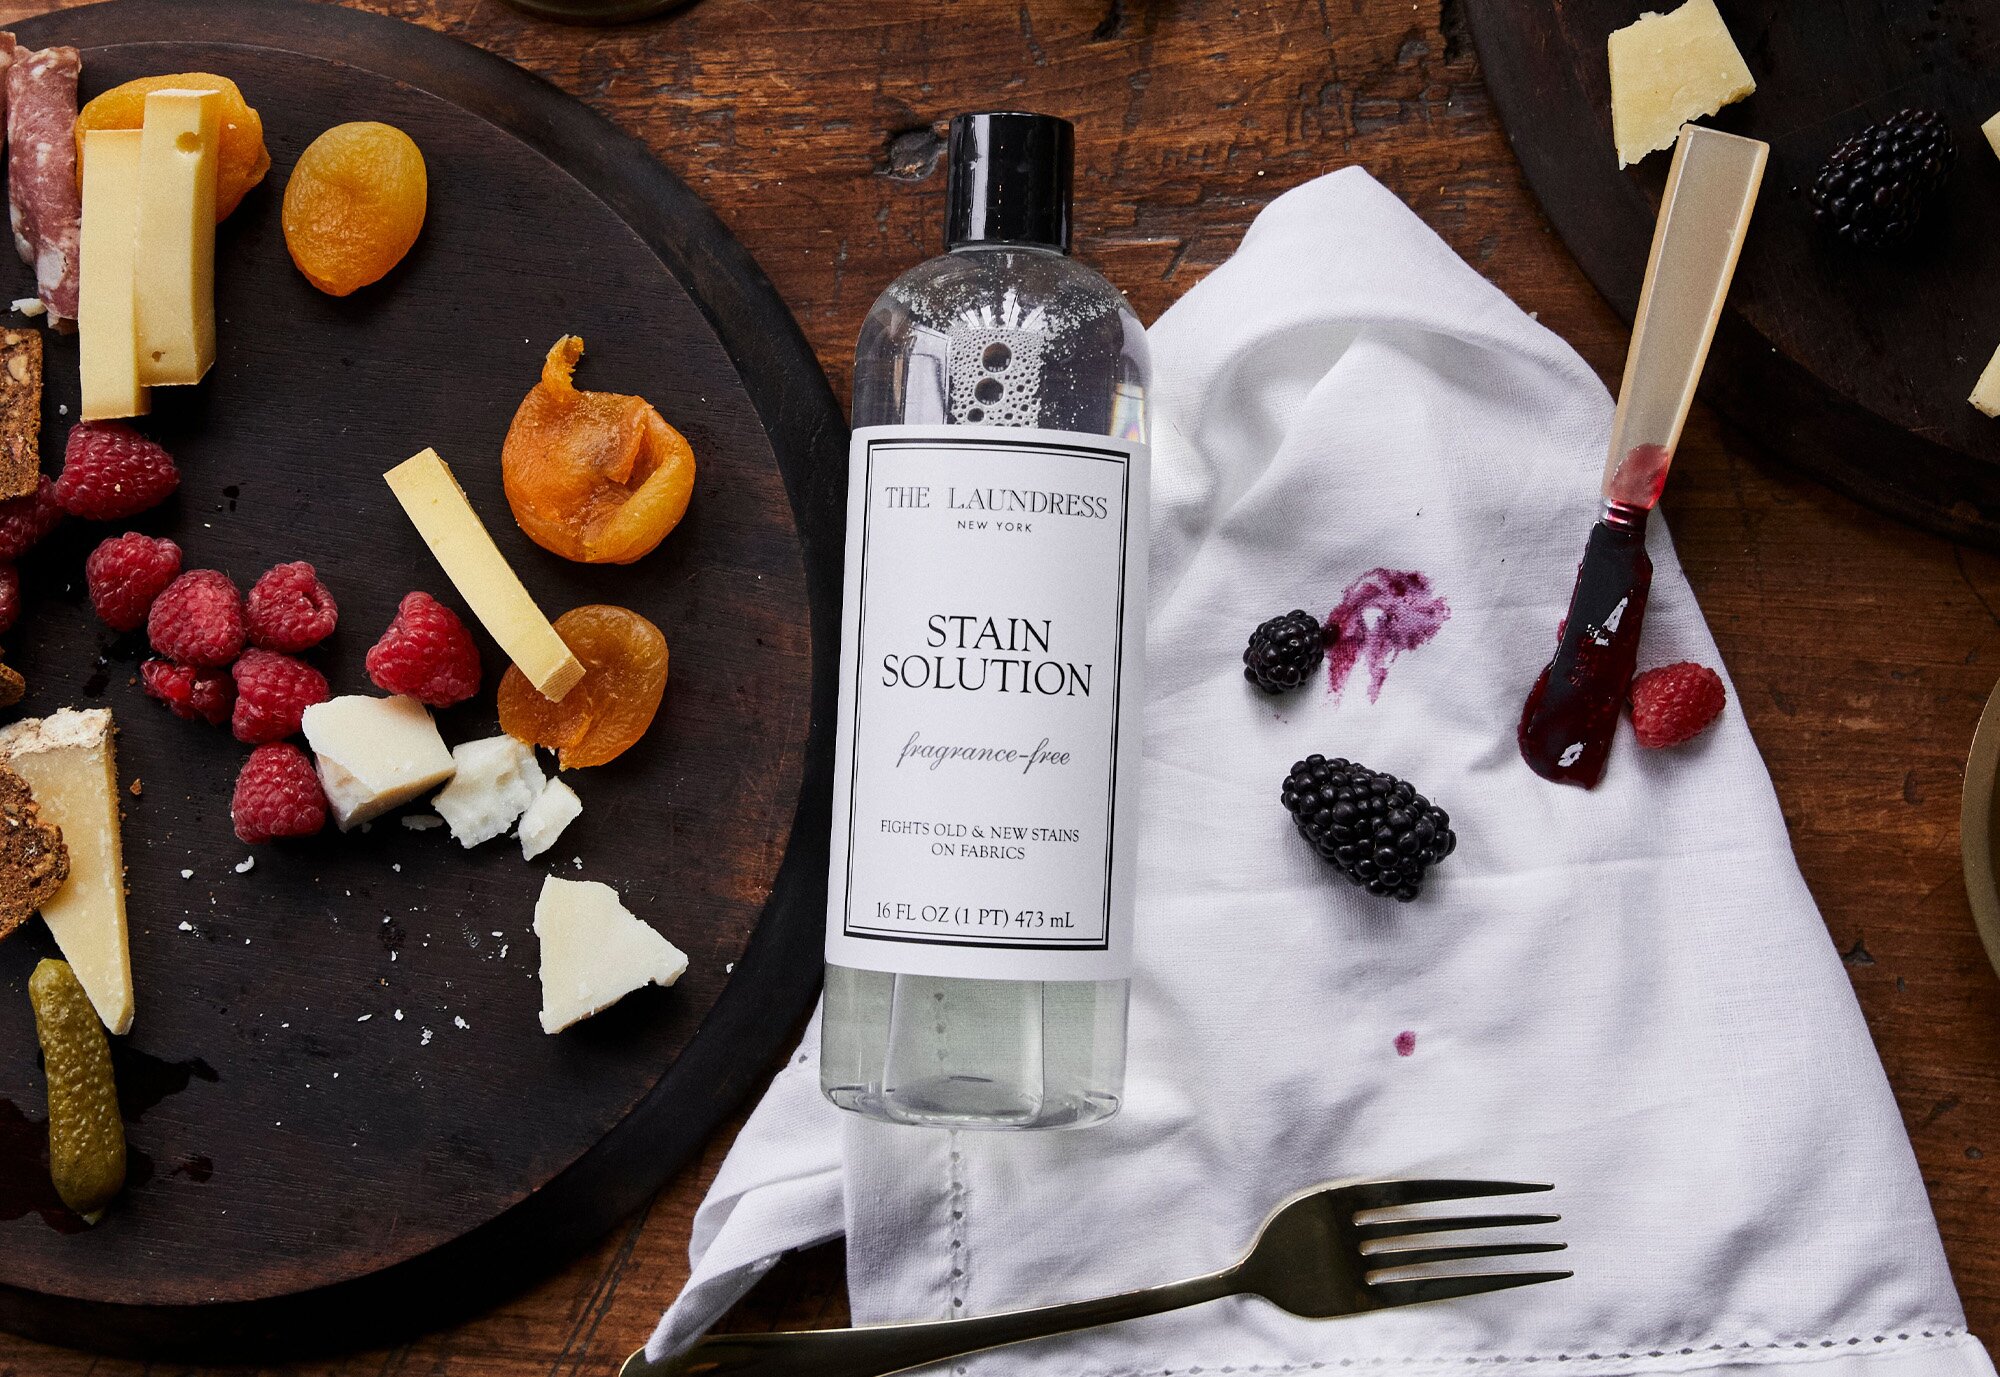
[0,709,131,1034]
[533,876,685,1034]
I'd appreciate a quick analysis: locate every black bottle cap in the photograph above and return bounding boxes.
[944,112,1074,253]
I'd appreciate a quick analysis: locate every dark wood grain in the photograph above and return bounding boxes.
[8,0,2000,1373]
[1468,0,2000,546]
[0,0,841,1358]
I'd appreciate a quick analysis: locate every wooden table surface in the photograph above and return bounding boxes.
[4,0,2000,1371]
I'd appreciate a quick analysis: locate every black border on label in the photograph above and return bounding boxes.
[838,432,1133,954]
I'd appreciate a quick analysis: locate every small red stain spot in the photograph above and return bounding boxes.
[1394,1030,1416,1057]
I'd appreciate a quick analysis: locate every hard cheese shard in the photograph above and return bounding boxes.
[0,709,132,1034]
[77,128,149,421]
[1607,0,1756,168]
[534,876,685,1034]
[133,88,220,386]
[385,449,587,701]
[1972,343,2000,418]
[301,694,456,831]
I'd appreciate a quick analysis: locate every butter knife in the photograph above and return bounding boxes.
[1518,124,1766,788]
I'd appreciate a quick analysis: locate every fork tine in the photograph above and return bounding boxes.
[1344,1180,1554,1212]
[1368,1269,1573,1308]
[1365,1240,1569,1270]
[1356,1212,1560,1244]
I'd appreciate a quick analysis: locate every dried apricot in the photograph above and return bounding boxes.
[281,122,426,297]
[502,336,695,565]
[498,605,668,768]
[76,73,270,220]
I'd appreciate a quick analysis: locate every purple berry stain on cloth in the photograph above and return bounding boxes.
[1394,1030,1417,1057]
[1326,568,1450,703]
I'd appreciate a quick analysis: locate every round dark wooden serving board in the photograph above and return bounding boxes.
[0,0,843,1358]
[1467,1,2000,546]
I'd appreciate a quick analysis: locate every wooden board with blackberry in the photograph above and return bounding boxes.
[1467,0,2000,548]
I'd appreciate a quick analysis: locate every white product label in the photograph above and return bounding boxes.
[825,424,1148,982]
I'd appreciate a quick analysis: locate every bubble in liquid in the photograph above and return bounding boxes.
[949,327,1043,427]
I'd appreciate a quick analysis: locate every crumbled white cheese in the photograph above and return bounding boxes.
[518,778,582,860]
[10,297,43,316]
[433,736,544,848]
[233,856,255,874]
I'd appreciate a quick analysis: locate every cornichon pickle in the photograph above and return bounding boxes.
[28,958,125,1221]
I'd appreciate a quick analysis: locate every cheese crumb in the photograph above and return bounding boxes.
[11,297,43,316]
[233,856,255,874]
[180,868,194,880]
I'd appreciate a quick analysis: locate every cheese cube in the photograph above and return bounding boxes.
[134,88,220,387]
[534,876,685,1034]
[0,709,132,1034]
[1972,342,2000,418]
[433,735,544,848]
[77,129,148,422]
[519,777,582,861]
[1607,0,1756,168]
[301,695,456,830]
[384,449,586,701]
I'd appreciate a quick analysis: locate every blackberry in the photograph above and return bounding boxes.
[1243,609,1330,694]
[1809,108,1955,249]
[1280,755,1455,902]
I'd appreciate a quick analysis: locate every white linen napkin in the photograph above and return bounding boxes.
[647,167,1993,1377]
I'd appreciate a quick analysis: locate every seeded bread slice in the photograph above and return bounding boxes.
[0,757,67,941]
[0,328,40,500]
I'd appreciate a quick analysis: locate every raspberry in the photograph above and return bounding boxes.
[1629,662,1727,750]
[366,592,481,706]
[55,422,180,521]
[0,476,63,560]
[85,532,182,633]
[140,658,235,726]
[230,648,330,744]
[0,562,18,637]
[231,743,327,843]
[147,569,245,668]
[245,560,338,652]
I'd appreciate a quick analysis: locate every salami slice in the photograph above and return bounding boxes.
[7,46,80,324]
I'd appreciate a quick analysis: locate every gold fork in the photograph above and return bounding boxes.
[622,1178,1570,1377]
